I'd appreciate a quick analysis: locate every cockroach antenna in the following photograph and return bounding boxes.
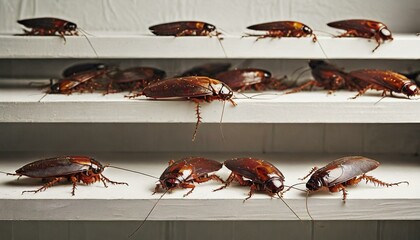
[106,165,159,179]
[78,27,99,57]
[129,189,169,238]
[276,193,301,220]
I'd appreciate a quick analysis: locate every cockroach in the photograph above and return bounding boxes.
[213,157,300,219]
[17,17,78,38]
[128,157,224,238]
[149,21,221,37]
[178,63,231,78]
[286,60,358,94]
[154,157,224,196]
[244,21,317,42]
[7,156,128,196]
[215,68,288,92]
[214,157,285,200]
[62,63,107,78]
[110,67,166,92]
[302,156,408,202]
[349,69,419,98]
[327,19,393,52]
[129,76,236,141]
[49,67,111,94]
[17,17,98,56]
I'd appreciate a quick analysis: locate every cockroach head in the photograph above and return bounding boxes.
[302,25,313,35]
[49,82,62,93]
[64,22,77,31]
[90,158,104,174]
[378,26,393,41]
[306,177,322,191]
[402,82,419,97]
[265,177,284,194]
[263,71,272,79]
[204,23,216,32]
[218,83,234,100]
[162,178,181,190]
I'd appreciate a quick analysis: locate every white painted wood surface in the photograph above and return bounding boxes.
[1,85,420,123]
[0,153,417,221]
[0,35,419,59]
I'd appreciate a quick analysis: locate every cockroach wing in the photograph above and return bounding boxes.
[349,70,405,92]
[143,77,215,98]
[17,18,67,29]
[63,63,106,78]
[225,158,283,184]
[186,157,223,176]
[324,156,379,186]
[16,156,92,178]
[149,21,203,35]
[327,20,376,33]
[247,21,301,31]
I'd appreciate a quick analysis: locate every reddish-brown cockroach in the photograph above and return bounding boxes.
[149,21,221,37]
[244,21,317,42]
[214,157,285,200]
[7,156,128,196]
[213,157,300,219]
[286,60,357,94]
[295,156,408,220]
[129,157,224,238]
[154,157,224,196]
[17,17,78,38]
[110,67,166,92]
[17,17,98,56]
[49,66,111,94]
[178,63,231,78]
[349,69,419,98]
[129,76,236,141]
[302,156,408,202]
[327,19,393,52]
[215,68,288,92]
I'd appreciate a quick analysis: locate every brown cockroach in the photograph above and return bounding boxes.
[149,21,221,37]
[178,63,231,78]
[49,66,111,94]
[349,69,419,98]
[213,157,300,219]
[286,60,357,94]
[244,21,317,42]
[327,19,393,52]
[129,76,236,141]
[110,67,166,92]
[17,17,98,55]
[215,68,288,92]
[154,157,224,196]
[17,17,78,38]
[7,156,128,196]
[297,156,408,220]
[129,157,224,238]
[302,156,408,202]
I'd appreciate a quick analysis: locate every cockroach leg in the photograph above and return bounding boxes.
[351,85,371,99]
[70,176,78,196]
[100,175,128,187]
[329,184,348,202]
[181,182,196,197]
[286,80,317,94]
[244,184,258,202]
[360,174,408,187]
[299,167,318,180]
[192,100,202,141]
[22,177,63,195]
[213,172,235,191]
